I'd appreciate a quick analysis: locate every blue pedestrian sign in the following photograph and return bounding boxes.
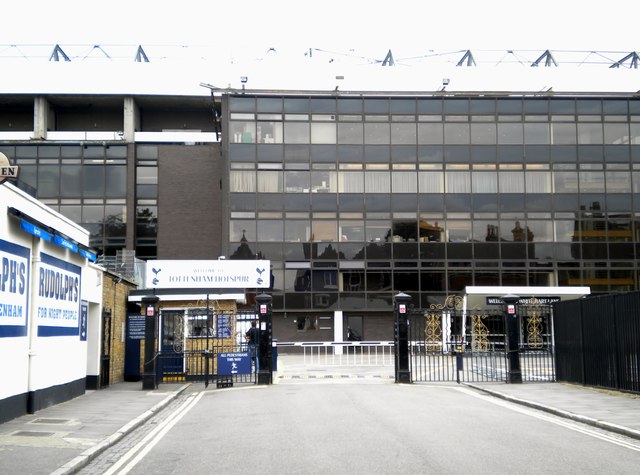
[217,352,252,375]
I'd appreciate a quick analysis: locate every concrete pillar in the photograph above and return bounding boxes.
[33,96,49,139]
[123,97,139,142]
[333,310,343,355]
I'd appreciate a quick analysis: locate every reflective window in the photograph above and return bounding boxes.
[444,123,469,144]
[497,123,523,144]
[364,123,390,144]
[83,165,105,198]
[311,123,336,144]
[311,221,337,241]
[284,122,310,143]
[551,123,577,144]
[391,123,416,144]
[338,171,364,192]
[418,171,444,193]
[524,123,550,144]
[606,171,631,193]
[392,171,417,193]
[229,121,256,143]
[60,165,82,197]
[577,123,603,144]
[445,172,471,193]
[470,123,496,144]
[579,171,605,193]
[499,171,524,193]
[417,123,443,144]
[472,172,497,193]
[365,171,390,193]
[338,122,363,144]
[230,170,256,192]
[604,123,629,144]
[257,220,284,241]
[553,171,579,193]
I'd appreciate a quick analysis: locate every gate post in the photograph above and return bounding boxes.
[141,295,160,390]
[502,294,523,384]
[256,293,273,385]
[394,292,412,383]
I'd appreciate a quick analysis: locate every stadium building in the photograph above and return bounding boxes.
[2,45,640,341]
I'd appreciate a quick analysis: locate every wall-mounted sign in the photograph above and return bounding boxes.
[0,152,19,184]
[486,296,561,306]
[127,313,146,340]
[37,253,81,337]
[217,352,251,375]
[145,260,270,289]
[0,238,30,338]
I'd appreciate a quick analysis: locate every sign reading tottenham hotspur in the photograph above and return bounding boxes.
[145,260,270,289]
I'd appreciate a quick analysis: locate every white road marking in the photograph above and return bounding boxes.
[452,386,640,452]
[103,391,205,475]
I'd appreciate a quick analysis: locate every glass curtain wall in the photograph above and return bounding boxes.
[226,95,640,310]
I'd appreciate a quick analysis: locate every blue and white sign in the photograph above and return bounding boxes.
[217,352,252,375]
[79,300,88,341]
[216,315,232,338]
[37,253,82,337]
[145,260,270,289]
[0,238,30,338]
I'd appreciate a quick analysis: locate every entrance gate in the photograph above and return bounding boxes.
[399,296,555,383]
[157,308,259,386]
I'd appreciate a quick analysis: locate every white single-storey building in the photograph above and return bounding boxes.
[0,181,102,422]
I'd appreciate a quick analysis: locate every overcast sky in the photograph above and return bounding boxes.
[3,0,638,59]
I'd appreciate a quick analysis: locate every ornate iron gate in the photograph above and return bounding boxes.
[157,307,259,386]
[403,296,555,383]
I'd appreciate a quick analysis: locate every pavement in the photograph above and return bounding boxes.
[0,356,638,475]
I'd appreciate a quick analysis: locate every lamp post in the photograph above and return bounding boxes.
[502,294,523,384]
[394,292,412,383]
[255,293,273,385]
[141,295,160,390]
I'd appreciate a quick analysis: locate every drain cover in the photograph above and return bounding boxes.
[31,418,70,425]
[12,431,55,437]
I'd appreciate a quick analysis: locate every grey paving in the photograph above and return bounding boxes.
[0,358,639,474]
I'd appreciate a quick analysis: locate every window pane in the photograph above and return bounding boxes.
[83,165,104,198]
[606,171,631,193]
[257,220,284,241]
[338,123,363,144]
[604,123,629,144]
[105,165,126,198]
[311,170,336,192]
[339,220,365,241]
[257,122,283,143]
[230,170,256,192]
[525,172,551,193]
[418,171,444,193]
[311,221,337,241]
[552,123,577,144]
[499,171,524,193]
[229,121,256,143]
[391,123,416,144]
[285,220,311,242]
[392,171,417,193]
[553,171,579,193]
[444,123,469,144]
[365,171,390,193]
[472,171,497,193]
[418,123,443,144]
[445,172,470,193]
[311,123,336,144]
[497,123,523,144]
[284,122,310,144]
[284,171,309,192]
[37,165,59,198]
[470,123,496,144]
[524,123,550,144]
[338,171,364,192]
[364,123,390,144]
[60,165,82,197]
[577,123,603,144]
[579,171,605,193]
[257,171,283,192]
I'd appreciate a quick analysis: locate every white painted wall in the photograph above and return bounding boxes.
[1,183,103,402]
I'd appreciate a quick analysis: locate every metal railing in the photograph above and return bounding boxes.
[276,341,395,367]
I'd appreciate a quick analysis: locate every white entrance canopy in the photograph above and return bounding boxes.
[463,286,590,310]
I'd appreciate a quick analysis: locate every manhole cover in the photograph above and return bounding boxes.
[12,431,55,437]
[31,418,70,425]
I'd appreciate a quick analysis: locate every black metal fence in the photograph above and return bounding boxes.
[155,309,260,387]
[554,292,640,394]
[397,295,556,384]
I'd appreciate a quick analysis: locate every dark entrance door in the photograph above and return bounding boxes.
[159,310,185,379]
[100,309,112,388]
